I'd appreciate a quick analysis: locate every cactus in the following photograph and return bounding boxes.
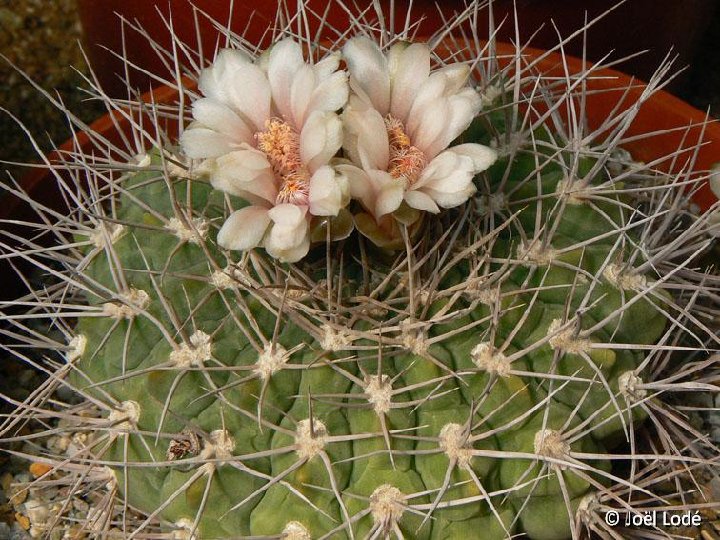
[1,3,719,539]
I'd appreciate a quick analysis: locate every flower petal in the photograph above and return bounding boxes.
[300,111,343,172]
[435,64,470,95]
[423,183,477,208]
[404,190,440,213]
[406,73,448,143]
[422,90,482,159]
[268,39,305,123]
[415,151,469,191]
[224,63,272,132]
[342,100,389,171]
[180,126,236,159]
[336,165,399,220]
[191,98,253,144]
[266,204,310,260]
[336,163,373,209]
[409,99,451,155]
[200,49,271,132]
[309,166,347,216]
[413,151,477,208]
[216,206,271,251]
[212,149,277,204]
[708,209,720,238]
[266,233,310,263]
[374,177,405,218]
[343,37,390,115]
[290,63,317,128]
[449,143,498,173]
[198,48,252,101]
[389,42,430,123]
[314,52,341,79]
[307,70,350,116]
[268,203,308,229]
[710,165,720,199]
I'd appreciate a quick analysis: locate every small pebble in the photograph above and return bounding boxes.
[24,498,49,525]
[1,472,12,493]
[712,477,720,501]
[62,525,86,539]
[14,513,30,531]
[72,499,88,513]
[10,486,28,506]
[54,385,76,402]
[28,463,52,479]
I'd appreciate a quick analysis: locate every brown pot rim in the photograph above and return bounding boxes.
[8,40,719,221]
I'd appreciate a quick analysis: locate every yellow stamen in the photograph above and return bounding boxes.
[386,116,412,149]
[256,119,310,205]
[384,115,426,186]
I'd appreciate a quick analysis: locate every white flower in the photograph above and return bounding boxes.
[711,163,720,200]
[341,37,497,220]
[709,210,720,238]
[180,40,350,262]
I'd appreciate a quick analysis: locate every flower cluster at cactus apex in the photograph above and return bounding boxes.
[180,37,497,263]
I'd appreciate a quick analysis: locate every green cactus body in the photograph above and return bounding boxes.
[66,118,668,538]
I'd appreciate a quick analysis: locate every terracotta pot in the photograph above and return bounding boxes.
[78,0,715,98]
[3,42,718,298]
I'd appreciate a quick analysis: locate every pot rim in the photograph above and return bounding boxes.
[8,40,719,222]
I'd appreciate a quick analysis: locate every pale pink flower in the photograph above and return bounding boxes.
[711,163,720,200]
[180,39,349,262]
[341,37,497,219]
